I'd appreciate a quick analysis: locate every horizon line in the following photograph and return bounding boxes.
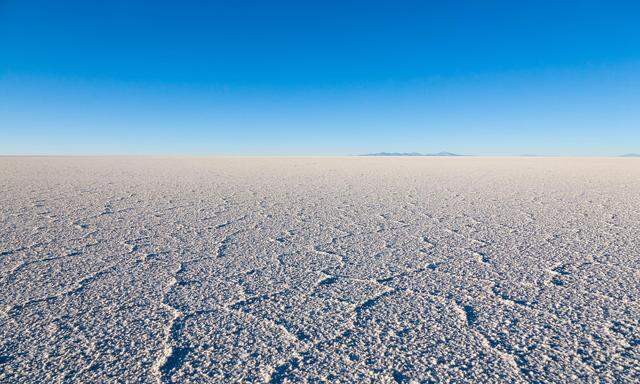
[1,153,639,158]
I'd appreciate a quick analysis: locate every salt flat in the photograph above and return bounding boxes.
[0,156,638,383]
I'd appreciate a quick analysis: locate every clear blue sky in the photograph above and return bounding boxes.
[1,1,639,155]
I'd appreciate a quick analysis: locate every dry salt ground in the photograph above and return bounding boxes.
[0,156,639,383]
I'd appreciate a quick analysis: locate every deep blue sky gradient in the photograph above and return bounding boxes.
[1,1,639,155]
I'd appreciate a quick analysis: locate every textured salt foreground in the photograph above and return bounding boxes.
[0,157,639,383]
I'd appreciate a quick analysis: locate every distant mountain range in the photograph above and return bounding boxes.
[359,152,639,157]
[361,151,462,157]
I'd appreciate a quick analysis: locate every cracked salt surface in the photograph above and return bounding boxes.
[1,156,639,383]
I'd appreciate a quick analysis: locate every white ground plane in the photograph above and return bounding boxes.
[0,157,638,383]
